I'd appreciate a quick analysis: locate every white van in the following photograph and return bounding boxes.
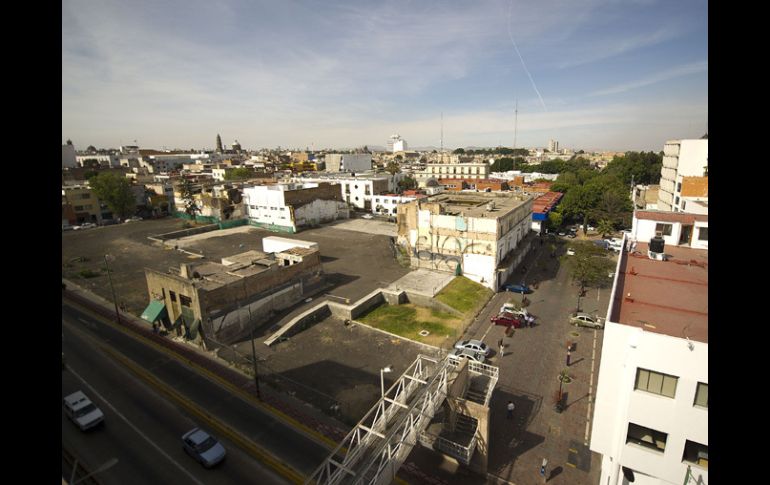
[63,391,104,431]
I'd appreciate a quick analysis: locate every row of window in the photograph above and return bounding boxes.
[635,368,708,407]
[654,223,708,241]
[248,205,286,211]
[626,423,708,468]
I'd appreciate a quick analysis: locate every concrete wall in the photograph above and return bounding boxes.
[152,224,220,242]
[402,291,462,316]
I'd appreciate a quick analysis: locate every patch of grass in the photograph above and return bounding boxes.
[78,269,101,278]
[435,276,493,315]
[358,303,461,343]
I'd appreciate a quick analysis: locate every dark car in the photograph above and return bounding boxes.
[593,239,610,250]
[491,313,524,328]
[502,283,532,294]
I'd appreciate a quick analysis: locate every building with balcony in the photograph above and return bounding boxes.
[657,139,708,212]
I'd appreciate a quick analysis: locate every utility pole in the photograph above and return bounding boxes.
[104,254,120,324]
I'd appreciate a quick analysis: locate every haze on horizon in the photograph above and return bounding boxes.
[62,0,707,152]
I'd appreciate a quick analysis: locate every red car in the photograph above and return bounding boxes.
[491,312,524,328]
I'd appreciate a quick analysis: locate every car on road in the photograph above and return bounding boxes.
[182,428,227,468]
[449,348,486,364]
[361,214,374,219]
[124,216,143,223]
[454,339,490,357]
[566,248,575,256]
[63,391,105,431]
[500,302,529,319]
[73,222,97,230]
[569,312,604,329]
[502,283,532,294]
[491,313,524,328]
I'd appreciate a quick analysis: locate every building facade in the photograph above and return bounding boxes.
[657,139,708,212]
[630,210,708,251]
[243,183,349,233]
[590,240,707,485]
[397,193,533,290]
[324,153,372,173]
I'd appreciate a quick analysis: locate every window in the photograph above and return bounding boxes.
[74,205,84,211]
[694,382,708,408]
[626,423,667,453]
[170,291,177,302]
[682,440,708,469]
[681,200,686,210]
[635,368,678,398]
[697,227,708,241]
[677,182,682,193]
[179,295,192,307]
[655,223,673,236]
[81,193,91,199]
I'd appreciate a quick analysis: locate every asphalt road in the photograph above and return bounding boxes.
[62,300,331,484]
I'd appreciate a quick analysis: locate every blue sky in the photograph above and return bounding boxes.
[62,0,708,152]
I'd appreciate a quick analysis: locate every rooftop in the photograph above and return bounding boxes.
[426,192,530,219]
[635,210,708,224]
[611,242,708,343]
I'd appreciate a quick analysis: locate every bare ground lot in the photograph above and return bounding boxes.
[227,314,443,425]
[62,218,410,318]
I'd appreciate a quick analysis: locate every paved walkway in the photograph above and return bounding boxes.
[386,269,456,297]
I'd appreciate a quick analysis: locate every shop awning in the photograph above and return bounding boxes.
[141,300,168,323]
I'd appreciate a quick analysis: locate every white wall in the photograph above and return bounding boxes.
[591,323,708,485]
[676,140,708,177]
[632,217,708,250]
[294,199,347,227]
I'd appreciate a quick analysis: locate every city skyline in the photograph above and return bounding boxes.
[63,0,708,152]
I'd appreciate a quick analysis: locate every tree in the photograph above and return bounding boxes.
[88,172,136,220]
[562,241,615,294]
[224,167,254,180]
[179,178,200,217]
[397,176,417,191]
[453,148,465,154]
[559,185,599,228]
[597,219,615,238]
[394,154,403,161]
[547,211,563,231]
[385,161,400,175]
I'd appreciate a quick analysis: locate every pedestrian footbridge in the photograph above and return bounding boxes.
[305,354,498,485]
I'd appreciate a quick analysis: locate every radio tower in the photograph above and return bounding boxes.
[513,99,518,171]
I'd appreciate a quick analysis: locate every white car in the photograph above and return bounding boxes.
[499,303,529,319]
[361,214,374,219]
[124,216,143,223]
[454,339,491,357]
[569,312,604,329]
[566,248,575,256]
[449,348,486,364]
[63,391,105,431]
[73,222,97,230]
[182,428,227,468]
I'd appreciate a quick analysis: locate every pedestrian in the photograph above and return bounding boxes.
[540,458,548,482]
[152,322,159,334]
[566,350,571,367]
[527,315,535,327]
[499,338,504,357]
[507,400,515,419]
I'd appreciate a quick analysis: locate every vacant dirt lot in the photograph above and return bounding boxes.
[62,218,410,318]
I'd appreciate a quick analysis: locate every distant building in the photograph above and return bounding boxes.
[325,153,372,173]
[62,143,77,168]
[397,192,534,290]
[548,139,559,153]
[630,210,708,251]
[657,139,708,212]
[530,191,563,233]
[62,184,105,224]
[413,161,490,185]
[243,182,349,233]
[388,134,407,153]
[633,184,660,211]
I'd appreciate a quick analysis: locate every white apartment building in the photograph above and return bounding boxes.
[413,162,490,185]
[397,192,533,290]
[290,173,401,210]
[657,139,708,212]
[324,153,372,173]
[548,139,559,152]
[629,210,708,251]
[243,183,348,233]
[76,153,120,168]
[590,240,707,485]
[371,194,420,216]
[388,134,407,153]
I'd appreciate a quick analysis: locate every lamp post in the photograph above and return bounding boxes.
[250,325,262,400]
[380,366,393,398]
[104,254,120,324]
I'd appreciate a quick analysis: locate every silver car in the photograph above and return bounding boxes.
[569,312,604,329]
[182,428,226,468]
[453,339,490,357]
[449,348,486,364]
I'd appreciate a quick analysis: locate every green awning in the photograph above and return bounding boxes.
[141,300,168,323]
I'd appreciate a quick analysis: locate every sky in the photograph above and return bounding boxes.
[62,0,708,152]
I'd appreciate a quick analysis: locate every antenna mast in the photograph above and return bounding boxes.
[513,99,518,170]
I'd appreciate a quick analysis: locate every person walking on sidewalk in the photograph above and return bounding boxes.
[540,458,548,482]
[566,350,571,367]
[507,400,515,419]
[498,338,504,357]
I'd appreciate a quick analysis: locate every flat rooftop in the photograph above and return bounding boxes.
[428,192,530,218]
[611,242,708,343]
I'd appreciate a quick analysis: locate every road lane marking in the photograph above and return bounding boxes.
[66,367,206,485]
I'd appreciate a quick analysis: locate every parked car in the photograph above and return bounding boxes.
[73,222,97,230]
[449,348,486,363]
[566,248,575,256]
[63,391,104,431]
[593,240,609,250]
[566,232,577,239]
[124,216,143,223]
[454,339,490,357]
[500,302,529,319]
[605,238,623,252]
[569,312,604,329]
[361,214,374,219]
[491,313,524,328]
[182,428,227,468]
[502,283,532,294]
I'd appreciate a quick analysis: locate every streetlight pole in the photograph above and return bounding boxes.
[250,325,262,400]
[104,254,120,324]
[380,366,392,398]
